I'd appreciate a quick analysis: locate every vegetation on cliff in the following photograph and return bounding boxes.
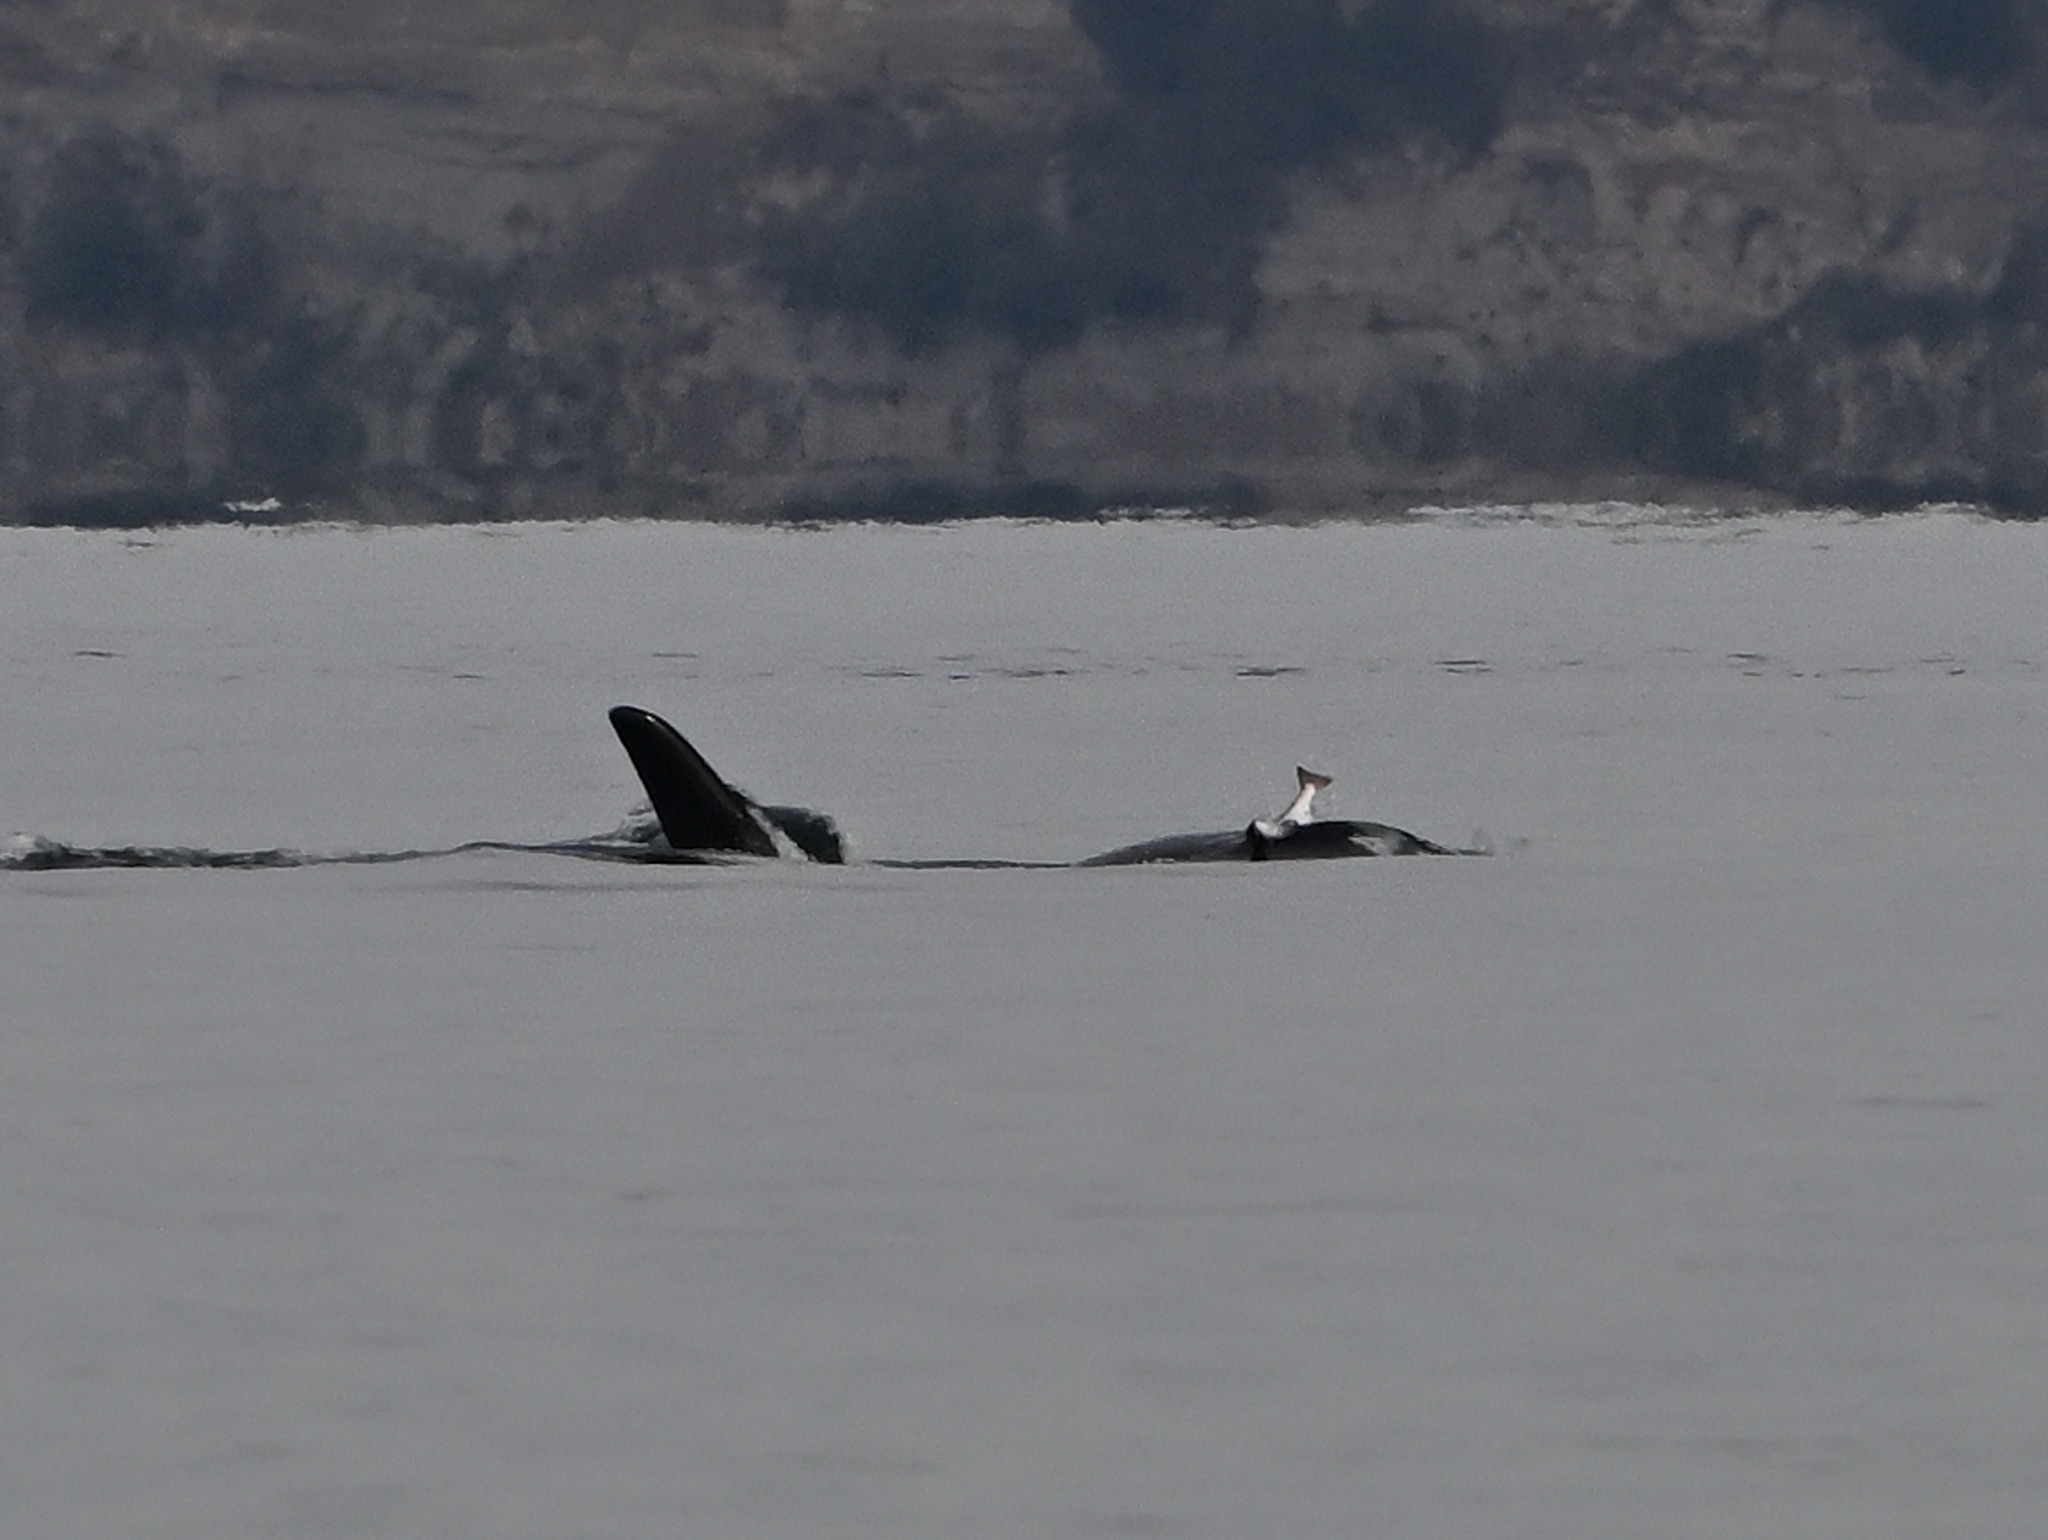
[752,0,1511,352]
[1810,0,2041,96]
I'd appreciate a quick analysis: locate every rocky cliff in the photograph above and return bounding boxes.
[5,0,2048,522]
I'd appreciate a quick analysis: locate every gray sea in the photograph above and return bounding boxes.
[5,508,2047,1538]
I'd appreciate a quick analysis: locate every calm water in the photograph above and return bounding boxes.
[5,510,2047,1538]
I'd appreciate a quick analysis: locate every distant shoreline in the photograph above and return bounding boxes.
[2,475,2007,531]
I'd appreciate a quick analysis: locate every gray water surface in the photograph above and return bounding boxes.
[5,511,2046,1538]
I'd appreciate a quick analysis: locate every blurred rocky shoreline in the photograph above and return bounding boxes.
[5,0,2048,524]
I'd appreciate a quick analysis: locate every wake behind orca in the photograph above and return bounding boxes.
[607,704,1476,868]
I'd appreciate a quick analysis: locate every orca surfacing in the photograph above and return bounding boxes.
[608,705,846,863]
[1078,764,1457,865]
[2,708,1477,874]
[608,705,1473,867]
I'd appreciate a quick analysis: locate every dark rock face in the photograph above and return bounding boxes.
[1629,262,2048,513]
[4,0,2048,522]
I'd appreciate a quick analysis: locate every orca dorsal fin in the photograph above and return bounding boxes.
[1277,767,1332,828]
[608,705,780,858]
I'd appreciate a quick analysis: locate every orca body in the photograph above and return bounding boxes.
[1078,766,1451,865]
[1077,820,1452,866]
[608,706,1468,868]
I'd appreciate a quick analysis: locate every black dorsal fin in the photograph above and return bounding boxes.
[608,706,779,858]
